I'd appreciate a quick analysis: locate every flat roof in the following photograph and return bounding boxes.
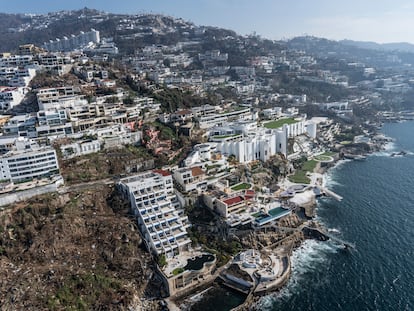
[153,169,171,176]
[223,196,244,206]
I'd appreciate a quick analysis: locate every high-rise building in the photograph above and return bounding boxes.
[118,170,191,257]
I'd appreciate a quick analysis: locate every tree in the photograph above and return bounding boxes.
[158,254,167,268]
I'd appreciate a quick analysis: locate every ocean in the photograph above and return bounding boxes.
[189,121,414,311]
[257,121,414,311]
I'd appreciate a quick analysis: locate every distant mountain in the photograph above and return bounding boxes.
[340,39,414,53]
[287,36,414,69]
[0,9,198,53]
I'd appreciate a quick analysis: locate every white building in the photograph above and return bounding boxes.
[36,86,85,111]
[2,114,37,137]
[213,119,315,163]
[197,107,252,129]
[262,107,282,119]
[215,128,288,163]
[118,170,191,257]
[0,87,25,110]
[173,166,208,193]
[44,29,100,52]
[0,54,34,67]
[0,137,59,183]
[60,140,101,159]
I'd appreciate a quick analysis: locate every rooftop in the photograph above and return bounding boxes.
[223,196,244,206]
[263,118,298,129]
[153,169,171,176]
[190,166,204,177]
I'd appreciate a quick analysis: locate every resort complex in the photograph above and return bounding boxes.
[0,8,407,311]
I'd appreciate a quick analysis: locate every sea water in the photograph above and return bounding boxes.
[258,121,414,311]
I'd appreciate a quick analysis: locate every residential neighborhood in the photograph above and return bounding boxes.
[0,8,413,311]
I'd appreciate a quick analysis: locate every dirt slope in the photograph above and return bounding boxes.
[0,185,156,310]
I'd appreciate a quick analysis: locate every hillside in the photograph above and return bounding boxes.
[0,185,161,310]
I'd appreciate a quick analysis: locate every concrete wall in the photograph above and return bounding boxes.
[0,178,63,207]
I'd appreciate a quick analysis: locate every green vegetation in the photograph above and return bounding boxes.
[206,164,221,170]
[188,225,242,267]
[210,134,240,139]
[172,267,185,275]
[288,170,310,184]
[158,254,167,268]
[151,87,212,112]
[47,273,123,311]
[314,152,336,162]
[231,183,251,191]
[314,155,333,162]
[263,118,298,129]
[302,160,317,172]
[288,160,317,184]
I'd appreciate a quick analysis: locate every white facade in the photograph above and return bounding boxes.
[183,143,218,167]
[306,121,317,139]
[262,107,282,119]
[36,86,86,111]
[60,140,101,159]
[44,29,100,52]
[0,87,25,110]
[173,166,208,193]
[216,128,288,163]
[197,108,252,129]
[284,121,305,138]
[0,55,34,67]
[0,66,36,87]
[2,114,37,137]
[0,138,59,183]
[118,170,191,257]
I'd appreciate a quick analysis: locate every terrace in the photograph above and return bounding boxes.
[254,207,291,226]
[163,251,216,277]
[263,118,298,129]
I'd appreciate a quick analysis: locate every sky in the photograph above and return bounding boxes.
[2,0,414,44]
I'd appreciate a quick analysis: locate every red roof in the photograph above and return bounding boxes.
[153,169,171,176]
[245,190,255,199]
[223,196,244,206]
[176,109,192,115]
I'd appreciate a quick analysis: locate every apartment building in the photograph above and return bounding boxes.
[203,189,255,219]
[38,53,73,75]
[43,29,100,52]
[0,87,25,111]
[60,140,101,159]
[36,86,85,111]
[118,170,191,257]
[215,127,288,162]
[197,107,252,129]
[0,137,59,183]
[173,166,207,193]
[2,114,37,137]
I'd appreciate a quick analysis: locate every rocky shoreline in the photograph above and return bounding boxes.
[171,132,391,311]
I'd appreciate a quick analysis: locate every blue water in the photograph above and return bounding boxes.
[258,121,414,311]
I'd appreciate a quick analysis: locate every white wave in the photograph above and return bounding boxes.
[328,228,341,234]
[179,287,213,310]
[323,173,341,188]
[372,141,397,157]
[322,161,348,187]
[383,140,397,151]
[255,240,338,310]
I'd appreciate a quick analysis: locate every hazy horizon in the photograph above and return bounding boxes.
[2,0,414,45]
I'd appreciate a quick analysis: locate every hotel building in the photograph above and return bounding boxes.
[0,137,59,183]
[118,170,191,257]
